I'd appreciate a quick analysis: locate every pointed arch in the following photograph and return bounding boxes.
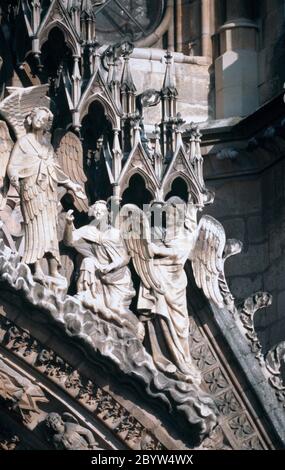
[79,93,120,130]
[162,147,204,206]
[118,144,160,199]
[38,20,81,57]
[36,0,81,57]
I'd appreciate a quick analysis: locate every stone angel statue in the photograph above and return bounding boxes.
[120,196,240,383]
[45,412,100,450]
[63,200,144,339]
[0,85,87,283]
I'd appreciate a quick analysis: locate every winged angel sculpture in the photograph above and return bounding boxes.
[0,85,88,284]
[119,196,241,383]
[45,412,100,450]
[64,194,240,383]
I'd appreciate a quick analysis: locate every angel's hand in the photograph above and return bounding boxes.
[68,181,86,199]
[65,209,74,225]
[10,176,20,191]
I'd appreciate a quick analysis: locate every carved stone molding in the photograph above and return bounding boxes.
[265,342,285,407]
[0,314,165,450]
[188,315,269,450]
[0,358,48,426]
[0,234,219,444]
[237,292,273,363]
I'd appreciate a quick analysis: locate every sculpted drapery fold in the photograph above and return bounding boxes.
[0,97,87,281]
[7,133,71,265]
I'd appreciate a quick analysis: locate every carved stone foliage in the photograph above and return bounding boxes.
[0,7,244,451]
[0,235,219,444]
[242,436,264,451]
[199,425,232,450]
[188,316,266,450]
[236,293,285,409]
[0,1,277,452]
[265,341,285,407]
[0,315,164,451]
[215,391,241,416]
[0,358,48,426]
[237,292,273,363]
[229,415,254,441]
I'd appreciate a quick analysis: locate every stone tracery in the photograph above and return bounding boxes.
[0,0,284,451]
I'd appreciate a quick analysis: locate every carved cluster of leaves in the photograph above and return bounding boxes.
[204,368,229,394]
[237,292,272,364]
[229,414,254,440]
[214,391,241,416]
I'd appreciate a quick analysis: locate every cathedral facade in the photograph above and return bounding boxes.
[0,0,284,451]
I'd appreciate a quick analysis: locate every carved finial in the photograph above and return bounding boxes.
[120,42,136,95]
[120,42,136,118]
[162,50,177,97]
[80,0,96,18]
[161,51,178,154]
[66,1,81,12]
[80,0,96,44]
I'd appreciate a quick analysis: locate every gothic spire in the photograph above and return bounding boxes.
[120,42,136,94]
[120,42,136,117]
[80,0,96,44]
[80,0,95,19]
[162,50,178,97]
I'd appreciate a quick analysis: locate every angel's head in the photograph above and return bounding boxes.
[88,200,109,225]
[45,412,64,433]
[26,107,53,132]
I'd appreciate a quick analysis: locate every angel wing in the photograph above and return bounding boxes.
[191,215,241,310]
[62,412,79,424]
[56,131,88,212]
[0,121,14,209]
[0,85,50,138]
[120,204,164,294]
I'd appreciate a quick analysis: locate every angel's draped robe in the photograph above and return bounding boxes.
[70,224,140,334]
[7,134,70,265]
[138,230,200,383]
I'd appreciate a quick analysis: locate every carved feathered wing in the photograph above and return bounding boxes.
[191,215,234,309]
[62,412,79,424]
[0,121,14,209]
[0,85,50,138]
[56,131,88,212]
[120,204,164,294]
